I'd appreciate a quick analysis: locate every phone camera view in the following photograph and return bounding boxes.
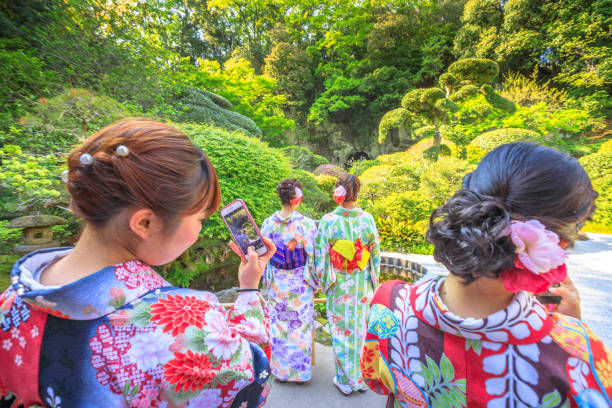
[226,207,263,256]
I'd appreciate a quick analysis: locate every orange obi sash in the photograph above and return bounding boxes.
[329,238,371,273]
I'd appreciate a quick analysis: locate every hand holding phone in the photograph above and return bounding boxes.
[229,237,276,289]
[221,199,268,260]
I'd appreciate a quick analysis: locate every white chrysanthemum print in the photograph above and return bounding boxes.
[205,309,239,360]
[127,328,174,371]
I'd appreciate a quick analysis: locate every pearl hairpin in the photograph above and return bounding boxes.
[116,145,129,157]
[79,153,94,165]
[61,169,69,183]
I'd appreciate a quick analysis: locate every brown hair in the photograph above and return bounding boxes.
[66,118,221,244]
[336,174,361,202]
[277,178,303,205]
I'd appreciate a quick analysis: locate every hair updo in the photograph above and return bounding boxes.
[427,142,597,284]
[336,174,361,202]
[277,178,303,205]
[65,118,221,241]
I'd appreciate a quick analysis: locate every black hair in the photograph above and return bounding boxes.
[427,142,597,284]
[277,178,303,205]
[336,174,361,202]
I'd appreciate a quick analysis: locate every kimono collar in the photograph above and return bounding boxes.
[5,247,169,321]
[410,278,554,345]
[333,206,362,217]
[273,210,303,225]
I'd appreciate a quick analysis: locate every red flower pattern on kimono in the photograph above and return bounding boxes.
[114,260,166,291]
[89,324,163,396]
[150,295,210,336]
[163,350,216,393]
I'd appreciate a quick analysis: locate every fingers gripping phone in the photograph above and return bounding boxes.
[221,199,268,260]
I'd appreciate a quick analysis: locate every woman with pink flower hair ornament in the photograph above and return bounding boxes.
[315,174,381,396]
[260,179,318,384]
[361,142,612,407]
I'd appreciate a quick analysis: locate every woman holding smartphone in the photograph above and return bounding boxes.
[314,174,381,395]
[260,179,318,384]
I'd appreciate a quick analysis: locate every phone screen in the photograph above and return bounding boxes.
[222,203,265,257]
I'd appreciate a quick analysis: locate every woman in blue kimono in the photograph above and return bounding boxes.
[260,179,318,384]
[0,119,275,408]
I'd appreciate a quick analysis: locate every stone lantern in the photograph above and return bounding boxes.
[6,214,68,254]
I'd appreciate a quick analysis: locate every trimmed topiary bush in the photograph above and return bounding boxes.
[314,164,346,177]
[447,58,499,86]
[172,87,262,138]
[467,128,542,161]
[419,157,475,206]
[163,123,294,287]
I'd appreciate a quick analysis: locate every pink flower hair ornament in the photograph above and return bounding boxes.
[500,220,568,294]
[333,185,347,204]
[290,187,303,206]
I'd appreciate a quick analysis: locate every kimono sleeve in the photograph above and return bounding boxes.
[259,217,274,289]
[360,280,407,401]
[301,217,320,290]
[314,215,335,293]
[143,289,271,408]
[365,213,381,286]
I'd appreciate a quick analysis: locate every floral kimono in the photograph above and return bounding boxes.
[260,211,318,382]
[361,278,612,408]
[314,206,380,392]
[0,248,271,408]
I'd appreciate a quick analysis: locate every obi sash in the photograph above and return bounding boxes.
[270,240,307,270]
[329,238,370,273]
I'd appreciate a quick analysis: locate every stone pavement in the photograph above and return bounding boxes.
[264,233,612,407]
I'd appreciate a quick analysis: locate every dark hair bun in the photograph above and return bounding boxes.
[427,189,514,284]
[277,178,302,205]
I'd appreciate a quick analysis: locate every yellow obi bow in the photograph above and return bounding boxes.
[329,238,370,273]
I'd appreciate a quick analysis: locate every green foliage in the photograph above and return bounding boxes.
[580,145,612,229]
[172,87,262,138]
[315,174,338,193]
[290,169,336,218]
[467,128,542,162]
[378,108,413,144]
[502,72,568,108]
[280,145,330,172]
[0,221,22,253]
[0,145,64,215]
[15,89,129,154]
[376,217,433,255]
[419,157,475,206]
[449,84,480,102]
[447,58,499,86]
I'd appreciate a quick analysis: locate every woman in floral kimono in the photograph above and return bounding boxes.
[0,119,276,408]
[315,174,381,395]
[361,142,612,407]
[260,179,318,384]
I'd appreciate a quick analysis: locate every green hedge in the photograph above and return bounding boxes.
[280,145,329,172]
[580,145,612,231]
[467,128,542,162]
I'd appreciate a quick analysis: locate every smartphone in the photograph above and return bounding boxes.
[535,283,561,305]
[220,199,268,260]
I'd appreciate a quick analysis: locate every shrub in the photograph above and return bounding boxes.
[359,162,421,206]
[447,58,499,86]
[314,164,346,177]
[0,145,65,215]
[16,89,130,154]
[158,123,297,287]
[402,137,459,161]
[467,128,542,161]
[580,147,612,230]
[280,145,330,172]
[368,191,433,224]
[172,87,262,138]
[376,217,433,255]
[419,157,475,206]
[315,174,338,195]
[291,169,336,218]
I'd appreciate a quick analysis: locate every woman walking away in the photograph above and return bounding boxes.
[315,174,381,396]
[260,179,318,384]
[361,142,612,407]
[0,119,275,408]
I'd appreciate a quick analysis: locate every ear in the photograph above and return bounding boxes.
[129,208,163,239]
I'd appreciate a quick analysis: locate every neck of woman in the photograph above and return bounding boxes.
[40,225,134,286]
[341,201,356,210]
[279,205,294,219]
[439,274,515,319]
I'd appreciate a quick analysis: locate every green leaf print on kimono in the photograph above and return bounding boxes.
[421,354,467,408]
